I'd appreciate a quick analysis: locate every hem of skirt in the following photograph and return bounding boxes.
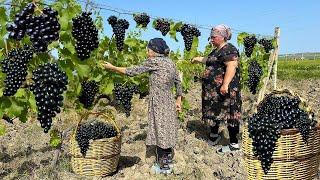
[227,119,241,127]
[202,118,241,127]
[146,142,175,149]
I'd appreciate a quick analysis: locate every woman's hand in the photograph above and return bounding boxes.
[191,56,205,63]
[101,62,115,70]
[176,98,182,112]
[100,61,127,74]
[220,84,229,95]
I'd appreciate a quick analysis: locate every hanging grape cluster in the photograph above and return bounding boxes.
[30,63,68,133]
[133,13,150,28]
[258,38,274,53]
[176,24,201,51]
[243,35,257,57]
[154,18,170,36]
[76,121,117,157]
[72,12,99,60]
[1,45,34,96]
[7,3,60,52]
[79,80,99,108]
[6,3,35,40]
[248,60,263,94]
[248,95,317,174]
[113,84,139,117]
[107,16,129,51]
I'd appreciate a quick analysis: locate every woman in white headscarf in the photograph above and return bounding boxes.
[192,24,242,154]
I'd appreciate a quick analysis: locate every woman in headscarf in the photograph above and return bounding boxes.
[101,38,182,173]
[192,24,242,154]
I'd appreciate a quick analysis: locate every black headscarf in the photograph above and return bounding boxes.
[147,38,170,56]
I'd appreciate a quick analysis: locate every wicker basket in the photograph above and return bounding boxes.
[242,89,320,179]
[244,154,320,180]
[243,124,320,161]
[70,110,121,176]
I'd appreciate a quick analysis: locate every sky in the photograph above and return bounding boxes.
[86,0,320,55]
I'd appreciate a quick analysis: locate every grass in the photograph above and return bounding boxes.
[277,59,320,80]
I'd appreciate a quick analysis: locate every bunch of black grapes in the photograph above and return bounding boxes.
[113,84,139,117]
[1,45,33,96]
[133,13,150,28]
[72,12,99,60]
[7,3,60,52]
[107,16,129,51]
[258,38,274,53]
[76,121,117,157]
[248,95,317,174]
[30,63,68,133]
[6,3,35,40]
[248,60,263,94]
[154,18,170,36]
[243,35,257,57]
[79,80,99,108]
[176,24,201,51]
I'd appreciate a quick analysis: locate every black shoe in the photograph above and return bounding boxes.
[208,133,221,146]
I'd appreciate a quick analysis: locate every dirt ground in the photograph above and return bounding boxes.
[0,80,319,180]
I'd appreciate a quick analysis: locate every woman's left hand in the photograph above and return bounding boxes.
[220,84,229,95]
[176,99,182,112]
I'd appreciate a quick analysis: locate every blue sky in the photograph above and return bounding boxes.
[87,0,319,54]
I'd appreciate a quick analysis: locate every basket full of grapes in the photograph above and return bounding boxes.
[70,110,121,176]
[242,89,320,179]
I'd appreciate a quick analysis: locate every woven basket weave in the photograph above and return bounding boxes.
[70,110,121,176]
[243,89,320,179]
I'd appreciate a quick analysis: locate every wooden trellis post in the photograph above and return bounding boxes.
[272,27,280,90]
[257,27,280,103]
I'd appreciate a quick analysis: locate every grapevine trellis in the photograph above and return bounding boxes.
[257,27,280,104]
[0,0,278,144]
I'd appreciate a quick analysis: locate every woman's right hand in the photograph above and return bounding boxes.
[101,61,115,70]
[191,56,204,63]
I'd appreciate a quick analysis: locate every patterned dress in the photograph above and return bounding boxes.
[125,55,182,149]
[202,43,242,127]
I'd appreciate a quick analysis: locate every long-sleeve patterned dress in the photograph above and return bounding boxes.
[202,43,242,127]
[125,55,182,149]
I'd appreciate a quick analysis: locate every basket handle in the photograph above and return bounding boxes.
[75,109,90,131]
[259,88,313,114]
[87,111,121,137]
[74,109,121,137]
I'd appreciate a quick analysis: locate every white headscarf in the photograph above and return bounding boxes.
[211,24,232,40]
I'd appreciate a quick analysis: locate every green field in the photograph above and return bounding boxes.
[277,59,320,80]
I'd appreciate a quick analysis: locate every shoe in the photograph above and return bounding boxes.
[151,163,162,174]
[208,133,221,146]
[151,163,173,174]
[160,155,173,174]
[167,153,174,168]
[216,143,240,155]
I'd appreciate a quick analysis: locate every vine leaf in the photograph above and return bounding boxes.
[64,41,76,55]
[15,89,26,98]
[28,94,37,112]
[237,32,249,46]
[7,100,24,119]
[59,9,70,31]
[0,88,3,97]
[50,129,62,148]
[0,124,6,136]
[169,22,182,42]
[101,81,114,95]
[75,64,91,78]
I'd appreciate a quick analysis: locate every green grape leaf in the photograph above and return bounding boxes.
[0,124,6,136]
[49,129,62,148]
